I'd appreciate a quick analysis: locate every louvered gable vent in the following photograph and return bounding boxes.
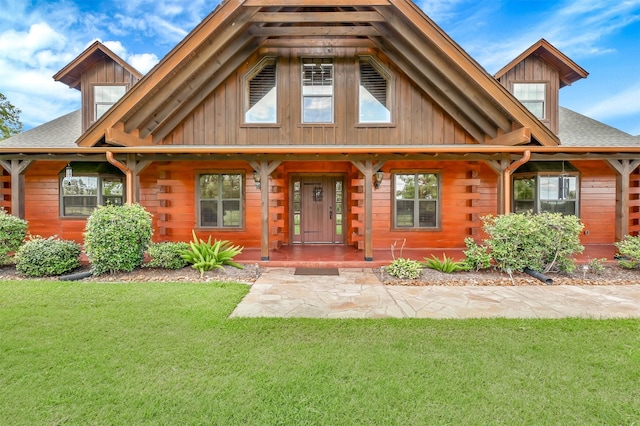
[360,61,387,107]
[249,62,276,108]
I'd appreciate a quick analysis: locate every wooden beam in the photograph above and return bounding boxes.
[0,160,32,218]
[375,38,488,143]
[150,39,262,143]
[251,11,385,23]
[244,0,390,6]
[607,159,640,240]
[261,37,376,48]
[486,127,531,146]
[105,127,153,146]
[372,17,512,133]
[249,160,281,260]
[352,160,384,261]
[252,25,380,37]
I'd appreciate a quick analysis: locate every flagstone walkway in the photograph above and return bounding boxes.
[230,267,640,319]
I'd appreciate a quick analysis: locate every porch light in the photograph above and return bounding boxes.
[65,163,73,179]
[253,171,261,189]
[374,171,384,189]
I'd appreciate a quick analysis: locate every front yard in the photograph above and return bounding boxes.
[1,280,639,424]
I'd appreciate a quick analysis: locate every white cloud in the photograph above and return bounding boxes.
[128,53,159,74]
[583,83,640,120]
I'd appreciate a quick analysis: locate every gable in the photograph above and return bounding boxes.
[76,0,559,149]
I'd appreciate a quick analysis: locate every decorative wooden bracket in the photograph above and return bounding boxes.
[485,127,531,146]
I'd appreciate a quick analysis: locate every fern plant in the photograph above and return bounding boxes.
[423,254,465,273]
[181,230,244,277]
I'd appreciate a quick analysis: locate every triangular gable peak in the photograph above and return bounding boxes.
[495,39,588,88]
[76,0,559,149]
[54,41,143,133]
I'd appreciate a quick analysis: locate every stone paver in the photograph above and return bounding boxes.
[230,267,640,319]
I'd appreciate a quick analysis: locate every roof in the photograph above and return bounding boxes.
[0,110,81,148]
[495,39,588,88]
[75,0,560,148]
[558,107,639,147]
[53,41,142,90]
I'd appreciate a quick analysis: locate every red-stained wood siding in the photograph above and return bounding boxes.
[573,160,617,244]
[159,48,476,147]
[497,55,560,134]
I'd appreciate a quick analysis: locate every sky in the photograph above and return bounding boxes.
[1,0,639,135]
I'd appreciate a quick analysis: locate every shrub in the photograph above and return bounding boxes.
[424,254,465,273]
[385,258,423,280]
[461,238,492,271]
[615,235,640,269]
[482,212,584,274]
[588,258,607,275]
[0,209,27,265]
[15,236,81,277]
[84,204,153,275]
[181,230,244,277]
[144,242,190,269]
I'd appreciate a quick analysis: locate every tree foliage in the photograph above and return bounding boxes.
[0,93,23,140]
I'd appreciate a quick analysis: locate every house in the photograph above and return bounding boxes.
[2,0,639,264]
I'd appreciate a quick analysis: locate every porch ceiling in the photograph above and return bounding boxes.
[76,0,559,148]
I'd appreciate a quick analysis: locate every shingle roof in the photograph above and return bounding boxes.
[558,107,639,147]
[0,110,81,148]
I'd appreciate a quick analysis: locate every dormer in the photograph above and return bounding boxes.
[495,39,588,135]
[53,41,142,133]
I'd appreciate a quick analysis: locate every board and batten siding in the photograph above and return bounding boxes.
[159,48,476,147]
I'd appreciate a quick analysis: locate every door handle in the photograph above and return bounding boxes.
[329,206,333,220]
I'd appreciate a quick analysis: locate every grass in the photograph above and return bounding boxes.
[1,281,639,425]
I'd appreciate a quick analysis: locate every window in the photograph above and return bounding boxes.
[198,173,243,228]
[394,173,439,228]
[514,174,578,215]
[61,175,124,217]
[302,58,333,123]
[513,83,546,119]
[94,85,126,120]
[245,58,277,123]
[359,58,391,123]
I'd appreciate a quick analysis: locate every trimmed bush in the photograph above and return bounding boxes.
[385,258,423,280]
[461,237,492,271]
[482,212,584,273]
[144,242,190,269]
[15,236,81,277]
[0,209,28,265]
[84,204,153,276]
[615,235,640,269]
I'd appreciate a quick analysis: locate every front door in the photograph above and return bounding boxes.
[292,176,344,244]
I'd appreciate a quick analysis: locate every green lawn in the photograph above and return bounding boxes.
[1,281,639,425]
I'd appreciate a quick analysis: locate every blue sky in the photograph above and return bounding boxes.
[1,0,639,135]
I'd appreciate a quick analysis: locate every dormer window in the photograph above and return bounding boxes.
[302,58,333,123]
[513,83,546,119]
[359,57,391,123]
[94,85,126,121]
[245,57,277,123]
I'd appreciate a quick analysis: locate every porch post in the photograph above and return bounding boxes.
[352,160,384,261]
[125,154,153,203]
[0,160,32,218]
[250,160,281,261]
[607,159,640,241]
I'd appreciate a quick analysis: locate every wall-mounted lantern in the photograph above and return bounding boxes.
[373,171,384,189]
[253,171,261,189]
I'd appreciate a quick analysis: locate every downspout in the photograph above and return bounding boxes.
[106,151,133,206]
[502,150,531,214]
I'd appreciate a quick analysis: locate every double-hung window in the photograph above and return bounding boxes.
[94,85,126,121]
[513,83,546,119]
[198,173,243,228]
[301,58,333,123]
[61,174,124,217]
[394,173,439,228]
[359,57,391,123]
[245,57,277,123]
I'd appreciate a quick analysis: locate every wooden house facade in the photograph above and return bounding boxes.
[2,0,639,263]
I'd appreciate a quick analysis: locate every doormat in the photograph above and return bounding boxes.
[294,267,340,276]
